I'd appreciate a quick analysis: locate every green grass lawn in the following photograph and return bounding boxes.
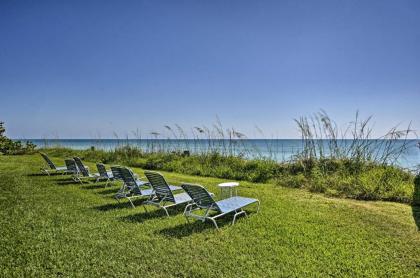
[1,155,419,277]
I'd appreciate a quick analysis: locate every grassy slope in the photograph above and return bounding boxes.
[0,155,419,277]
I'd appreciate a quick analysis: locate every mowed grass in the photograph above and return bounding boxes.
[0,155,419,277]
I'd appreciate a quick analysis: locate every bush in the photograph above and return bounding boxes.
[0,122,36,155]
[276,173,307,188]
[303,162,414,202]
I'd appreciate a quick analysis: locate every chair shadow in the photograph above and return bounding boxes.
[93,198,146,211]
[120,205,189,223]
[27,172,65,177]
[96,188,119,195]
[120,209,165,223]
[56,180,81,185]
[55,178,99,186]
[157,220,224,238]
[158,209,256,238]
[93,202,126,212]
[82,183,108,190]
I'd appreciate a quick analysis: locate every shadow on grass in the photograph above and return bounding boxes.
[93,202,126,211]
[157,217,236,238]
[27,172,65,177]
[96,188,119,195]
[120,205,189,223]
[54,178,100,186]
[120,209,164,223]
[57,180,80,185]
[157,221,214,238]
[93,198,146,211]
[158,209,256,238]
[82,183,108,190]
[56,180,81,185]
[53,176,74,181]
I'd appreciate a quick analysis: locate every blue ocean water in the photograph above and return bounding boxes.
[21,139,419,169]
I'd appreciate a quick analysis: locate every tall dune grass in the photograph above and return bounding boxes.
[294,110,415,166]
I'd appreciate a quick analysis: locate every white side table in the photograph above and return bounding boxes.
[218,182,239,198]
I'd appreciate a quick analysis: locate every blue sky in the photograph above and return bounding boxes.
[1,0,419,139]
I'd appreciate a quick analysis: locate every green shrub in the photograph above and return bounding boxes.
[0,122,36,155]
[276,173,307,188]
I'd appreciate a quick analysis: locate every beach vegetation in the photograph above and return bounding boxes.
[0,121,36,155]
[37,111,418,204]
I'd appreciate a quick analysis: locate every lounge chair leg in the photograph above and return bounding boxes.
[183,203,192,215]
[162,207,170,217]
[210,218,219,229]
[74,176,82,184]
[128,198,135,208]
[233,210,246,225]
[183,203,193,223]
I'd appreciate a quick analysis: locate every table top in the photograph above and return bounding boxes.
[218,182,239,188]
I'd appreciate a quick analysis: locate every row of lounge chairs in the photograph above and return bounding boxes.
[40,152,260,229]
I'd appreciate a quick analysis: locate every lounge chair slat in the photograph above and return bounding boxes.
[215,196,259,214]
[144,171,175,203]
[40,152,57,169]
[73,157,90,177]
[181,183,218,210]
[40,153,68,175]
[65,159,78,173]
[110,166,123,180]
[143,171,191,216]
[95,163,114,186]
[114,167,152,207]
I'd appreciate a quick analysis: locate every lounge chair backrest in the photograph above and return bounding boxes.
[120,167,145,195]
[111,166,123,180]
[120,167,138,187]
[96,163,108,177]
[65,159,78,173]
[73,157,89,177]
[40,152,56,169]
[181,183,220,211]
[144,171,175,202]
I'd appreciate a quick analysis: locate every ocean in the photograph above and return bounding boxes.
[20,139,419,170]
